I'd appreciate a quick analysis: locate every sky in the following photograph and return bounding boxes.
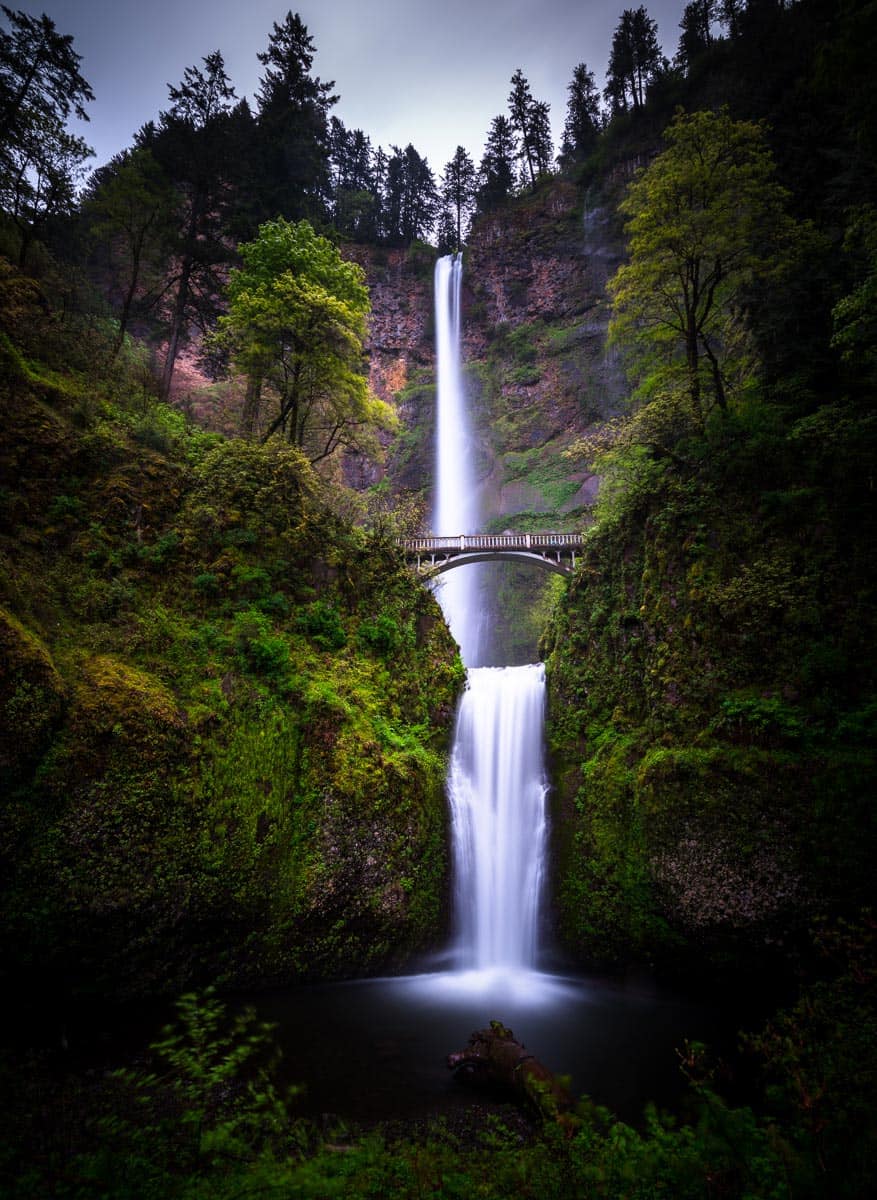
[15,0,689,177]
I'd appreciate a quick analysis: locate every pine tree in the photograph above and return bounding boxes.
[508,69,538,186]
[254,11,337,223]
[604,6,663,113]
[441,145,476,249]
[508,70,552,187]
[382,144,437,245]
[149,51,238,399]
[0,5,94,265]
[560,63,602,164]
[675,1,717,72]
[477,114,517,212]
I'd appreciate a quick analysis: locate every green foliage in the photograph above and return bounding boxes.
[297,599,347,651]
[356,612,411,658]
[609,107,802,423]
[231,607,290,677]
[212,217,395,461]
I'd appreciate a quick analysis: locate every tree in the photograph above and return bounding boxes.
[254,11,337,223]
[0,110,91,265]
[604,7,664,113]
[82,148,177,356]
[149,51,237,399]
[382,144,438,244]
[213,218,395,462]
[441,145,476,249]
[675,1,717,72]
[0,5,94,264]
[608,108,799,424]
[327,117,378,240]
[508,69,542,186]
[0,5,92,145]
[560,63,602,164]
[476,114,517,212]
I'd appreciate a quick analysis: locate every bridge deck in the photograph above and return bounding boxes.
[398,532,583,575]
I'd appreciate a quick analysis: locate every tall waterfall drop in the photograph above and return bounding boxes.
[432,254,548,977]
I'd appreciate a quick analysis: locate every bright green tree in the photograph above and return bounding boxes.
[215,217,395,464]
[608,107,798,425]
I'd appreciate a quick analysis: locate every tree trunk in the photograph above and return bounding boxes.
[240,373,263,438]
[447,1021,572,1120]
[686,317,703,426]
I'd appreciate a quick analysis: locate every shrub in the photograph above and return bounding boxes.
[357,613,410,658]
[232,608,290,677]
[296,600,347,651]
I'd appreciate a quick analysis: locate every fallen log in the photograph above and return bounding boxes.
[447,1019,572,1120]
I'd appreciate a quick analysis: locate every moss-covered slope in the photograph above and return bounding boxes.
[0,341,462,1000]
[543,400,877,972]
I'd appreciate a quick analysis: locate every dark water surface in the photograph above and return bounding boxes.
[245,967,733,1125]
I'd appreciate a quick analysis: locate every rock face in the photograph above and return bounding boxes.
[350,180,626,532]
[349,182,627,663]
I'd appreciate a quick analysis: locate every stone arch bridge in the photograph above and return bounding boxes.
[398,532,583,576]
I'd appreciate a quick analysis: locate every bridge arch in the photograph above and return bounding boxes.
[425,550,570,577]
[398,533,582,578]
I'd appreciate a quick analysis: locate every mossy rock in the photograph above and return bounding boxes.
[0,606,65,783]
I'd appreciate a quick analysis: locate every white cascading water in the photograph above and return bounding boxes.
[432,254,548,979]
[432,253,482,664]
[448,664,548,970]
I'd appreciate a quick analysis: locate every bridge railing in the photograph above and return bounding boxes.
[399,532,583,553]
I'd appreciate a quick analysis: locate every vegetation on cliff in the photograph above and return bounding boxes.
[0,267,462,1003]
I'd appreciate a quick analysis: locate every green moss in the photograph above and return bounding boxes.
[0,607,65,784]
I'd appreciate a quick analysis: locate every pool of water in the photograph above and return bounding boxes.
[247,967,729,1124]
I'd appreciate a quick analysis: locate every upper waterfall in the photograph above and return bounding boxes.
[432,253,483,665]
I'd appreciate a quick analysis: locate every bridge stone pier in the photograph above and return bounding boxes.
[399,533,583,576]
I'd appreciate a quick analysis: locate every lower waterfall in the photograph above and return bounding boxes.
[448,664,548,972]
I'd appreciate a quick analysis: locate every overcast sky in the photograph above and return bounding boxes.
[16,0,689,177]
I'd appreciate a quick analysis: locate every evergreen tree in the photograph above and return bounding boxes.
[530,99,554,176]
[148,51,238,400]
[382,144,437,245]
[476,114,517,212]
[0,5,94,265]
[718,0,745,38]
[441,145,476,249]
[675,1,717,72]
[604,6,664,113]
[254,11,337,223]
[560,63,602,164]
[508,69,552,186]
[0,5,92,146]
[327,116,378,240]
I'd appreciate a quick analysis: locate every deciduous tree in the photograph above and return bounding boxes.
[82,148,177,356]
[608,107,799,424]
[213,218,395,463]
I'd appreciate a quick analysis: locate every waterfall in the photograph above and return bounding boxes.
[432,254,548,976]
[448,664,548,969]
[432,254,482,665]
